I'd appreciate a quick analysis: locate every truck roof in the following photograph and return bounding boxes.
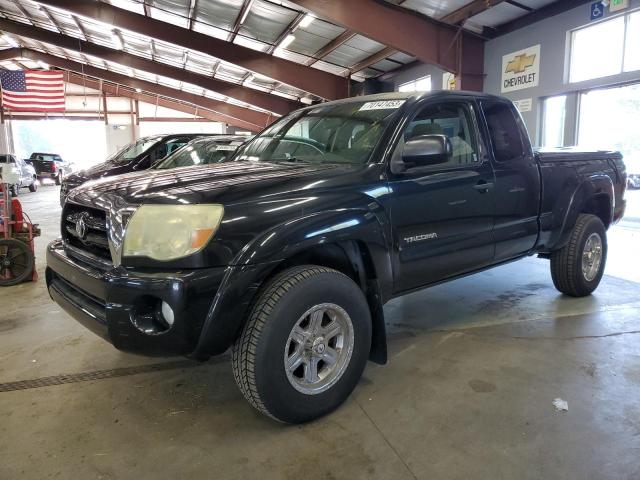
[308,90,507,108]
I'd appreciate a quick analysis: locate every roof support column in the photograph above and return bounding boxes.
[457,34,485,91]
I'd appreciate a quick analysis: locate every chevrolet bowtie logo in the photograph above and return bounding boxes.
[505,53,536,74]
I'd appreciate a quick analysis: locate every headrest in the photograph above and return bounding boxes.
[410,122,444,138]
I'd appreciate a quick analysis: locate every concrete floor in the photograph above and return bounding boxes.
[1,185,640,479]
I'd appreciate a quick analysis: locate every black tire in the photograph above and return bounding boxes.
[551,214,607,297]
[232,265,372,423]
[28,181,37,193]
[0,238,34,286]
[10,184,19,197]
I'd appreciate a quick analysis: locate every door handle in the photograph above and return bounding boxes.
[473,181,494,192]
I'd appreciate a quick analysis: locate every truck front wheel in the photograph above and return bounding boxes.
[232,265,371,423]
[551,214,607,297]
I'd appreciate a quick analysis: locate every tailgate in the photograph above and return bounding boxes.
[34,160,56,173]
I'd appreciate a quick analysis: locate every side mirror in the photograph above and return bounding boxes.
[402,134,452,168]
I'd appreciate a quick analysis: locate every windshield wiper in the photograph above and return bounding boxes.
[269,157,312,164]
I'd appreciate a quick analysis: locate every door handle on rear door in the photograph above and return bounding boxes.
[473,181,494,192]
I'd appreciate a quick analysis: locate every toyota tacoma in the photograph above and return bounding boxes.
[46,91,626,423]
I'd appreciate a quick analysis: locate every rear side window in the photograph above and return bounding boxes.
[150,137,191,161]
[483,101,526,162]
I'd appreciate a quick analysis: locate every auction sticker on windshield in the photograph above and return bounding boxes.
[358,100,406,111]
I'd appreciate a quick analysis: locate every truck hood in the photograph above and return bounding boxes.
[65,160,137,185]
[67,161,367,207]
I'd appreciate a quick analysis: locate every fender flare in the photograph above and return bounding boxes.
[549,174,613,250]
[192,208,393,362]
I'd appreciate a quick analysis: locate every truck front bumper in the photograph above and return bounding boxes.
[46,240,227,356]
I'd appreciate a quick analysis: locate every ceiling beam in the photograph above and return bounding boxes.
[307,30,356,65]
[9,48,268,131]
[288,0,482,75]
[34,0,348,100]
[63,72,223,124]
[440,0,506,25]
[348,46,395,74]
[0,17,301,115]
[0,63,230,124]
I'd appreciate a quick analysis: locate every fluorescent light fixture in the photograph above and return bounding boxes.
[239,0,255,25]
[299,14,315,28]
[3,35,19,48]
[111,30,124,50]
[278,34,296,50]
[37,61,49,69]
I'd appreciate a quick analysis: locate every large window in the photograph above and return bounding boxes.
[541,95,567,147]
[578,84,640,165]
[398,76,432,93]
[570,11,640,83]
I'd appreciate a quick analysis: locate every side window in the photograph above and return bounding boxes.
[401,102,479,168]
[482,102,526,162]
[150,138,189,162]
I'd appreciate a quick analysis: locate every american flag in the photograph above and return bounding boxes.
[0,70,65,112]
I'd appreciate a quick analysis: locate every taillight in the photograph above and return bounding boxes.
[50,163,56,172]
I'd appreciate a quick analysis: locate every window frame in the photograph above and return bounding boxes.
[541,95,567,148]
[388,98,487,175]
[479,99,531,163]
[569,9,640,84]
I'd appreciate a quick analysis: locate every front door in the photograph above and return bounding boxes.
[382,99,496,293]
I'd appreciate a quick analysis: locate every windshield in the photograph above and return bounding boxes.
[231,99,405,165]
[108,137,163,164]
[33,154,62,162]
[155,138,242,169]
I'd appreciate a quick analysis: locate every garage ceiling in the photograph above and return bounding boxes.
[0,0,585,129]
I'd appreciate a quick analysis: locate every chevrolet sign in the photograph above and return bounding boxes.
[501,45,540,93]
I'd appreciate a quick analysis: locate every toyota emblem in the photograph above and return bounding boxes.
[75,213,88,240]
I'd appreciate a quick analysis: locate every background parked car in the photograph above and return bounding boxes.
[0,154,37,196]
[154,135,252,170]
[27,152,73,186]
[626,156,640,189]
[60,133,207,205]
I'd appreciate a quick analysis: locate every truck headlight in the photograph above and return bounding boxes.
[123,204,224,261]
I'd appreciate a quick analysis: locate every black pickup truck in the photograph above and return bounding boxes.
[28,152,73,185]
[46,92,626,423]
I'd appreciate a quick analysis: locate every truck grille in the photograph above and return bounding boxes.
[63,203,111,262]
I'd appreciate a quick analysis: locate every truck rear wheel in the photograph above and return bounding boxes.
[231,265,371,423]
[550,214,607,297]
